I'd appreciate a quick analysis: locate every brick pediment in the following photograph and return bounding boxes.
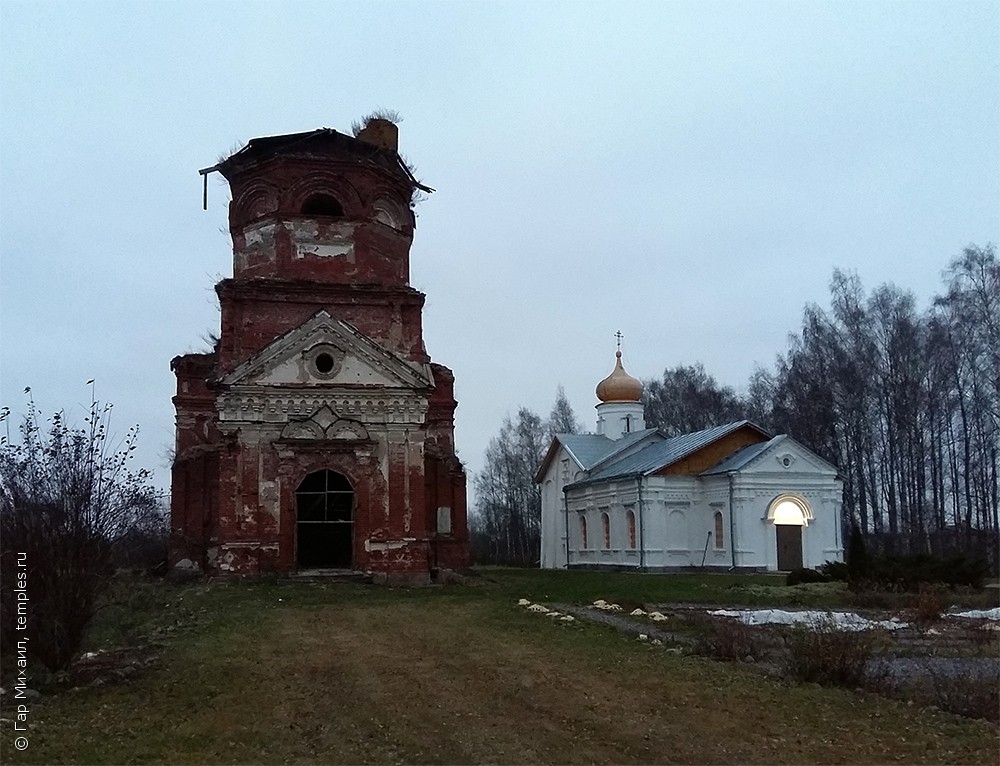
[219,311,432,390]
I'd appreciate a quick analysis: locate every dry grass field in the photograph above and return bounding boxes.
[2,570,998,765]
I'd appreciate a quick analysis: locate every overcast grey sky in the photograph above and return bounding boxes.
[1,0,997,494]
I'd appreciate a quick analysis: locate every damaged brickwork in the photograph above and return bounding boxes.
[170,120,469,583]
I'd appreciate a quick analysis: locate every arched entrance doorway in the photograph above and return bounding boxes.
[296,469,354,569]
[768,495,810,571]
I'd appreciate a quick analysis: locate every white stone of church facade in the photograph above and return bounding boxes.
[536,350,845,572]
[539,436,844,571]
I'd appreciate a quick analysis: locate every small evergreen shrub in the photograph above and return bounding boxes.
[846,525,870,582]
[841,529,989,592]
[861,552,989,591]
[819,560,849,581]
[786,568,830,586]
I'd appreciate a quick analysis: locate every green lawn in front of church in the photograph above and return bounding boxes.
[3,570,998,765]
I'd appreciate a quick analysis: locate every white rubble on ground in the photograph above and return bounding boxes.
[648,612,669,622]
[637,634,648,641]
[517,598,531,606]
[949,607,1000,620]
[651,639,663,646]
[593,600,623,612]
[630,608,647,616]
[545,611,561,618]
[559,615,575,622]
[708,609,909,631]
[527,604,550,613]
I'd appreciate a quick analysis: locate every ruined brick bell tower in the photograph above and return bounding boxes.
[170,118,469,582]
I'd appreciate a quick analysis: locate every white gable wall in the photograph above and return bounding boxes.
[539,445,588,568]
[730,469,843,569]
[727,437,843,569]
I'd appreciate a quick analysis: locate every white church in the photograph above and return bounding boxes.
[536,346,845,571]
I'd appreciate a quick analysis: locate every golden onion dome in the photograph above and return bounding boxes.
[596,351,644,403]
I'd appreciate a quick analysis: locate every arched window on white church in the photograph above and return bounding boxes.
[626,510,636,549]
[769,496,811,525]
[601,512,611,549]
[714,511,724,549]
[579,515,588,549]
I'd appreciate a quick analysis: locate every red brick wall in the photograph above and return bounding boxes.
[215,280,428,373]
[170,128,468,579]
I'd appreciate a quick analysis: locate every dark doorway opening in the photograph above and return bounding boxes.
[775,524,803,571]
[296,470,354,569]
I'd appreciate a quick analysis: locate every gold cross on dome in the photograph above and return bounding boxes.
[615,330,623,352]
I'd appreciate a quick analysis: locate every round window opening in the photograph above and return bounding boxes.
[314,353,336,374]
[782,456,792,467]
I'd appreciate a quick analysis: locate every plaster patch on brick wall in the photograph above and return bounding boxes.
[235,221,278,272]
[291,220,355,261]
[240,504,255,524]
[364,538,416,552]
[297,242,353,259]
[260,479,279,523]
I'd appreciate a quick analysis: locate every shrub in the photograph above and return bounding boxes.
[819,560,849,582]
[696,616,761,662]
[878,552,989,590]
[902,662,999,723]
[0,392,160,671]
[845,548,990,592]
[912,584,947,623]
[786,568,830,586]
[783,619,888,689]
[846,525,870,582]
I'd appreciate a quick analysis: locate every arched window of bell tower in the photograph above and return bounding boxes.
[300,193,344,217]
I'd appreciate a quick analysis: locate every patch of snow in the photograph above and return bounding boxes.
[637,634,648,641]
[560,615,575,622]
[593,600,608,607]
[527,604,549,613]
[630,608,646,616]
[648,612,668,622]
[517,598,531,606]
[545,612,561,618]
[949,607,1000,620]
[708,609,908,631]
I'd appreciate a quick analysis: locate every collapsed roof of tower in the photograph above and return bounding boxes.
[198,118,433,209]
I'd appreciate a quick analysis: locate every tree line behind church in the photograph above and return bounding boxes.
[471,244,998,567]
